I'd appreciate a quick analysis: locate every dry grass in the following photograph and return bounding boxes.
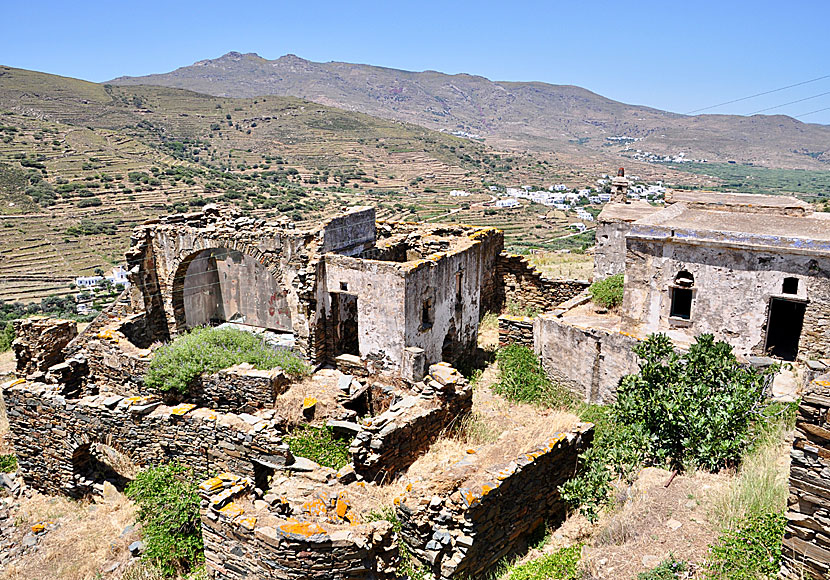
[404,406,579,492]
[582,468,728,579]
[272,370,347,425]
[528,250,593,280]
[2,484,138,580]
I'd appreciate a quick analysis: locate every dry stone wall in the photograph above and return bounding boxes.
[497,315,534,347]
[199,473,398,580]
[193,364,290,413]
[497,253,589,313]
[350,363,472,480]
[781,375,830,579]
[2,380,290,497]
[12,317,77,377]
[397,423,593,579]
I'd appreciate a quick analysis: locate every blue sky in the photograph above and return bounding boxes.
[3,0,829,124]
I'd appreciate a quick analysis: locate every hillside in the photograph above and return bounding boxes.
[2,66,674,302]
[110,52,830,170]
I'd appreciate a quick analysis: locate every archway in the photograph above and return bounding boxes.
[171,247,292,334]
[71,441,137,497]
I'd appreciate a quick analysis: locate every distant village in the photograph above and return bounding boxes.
[451,173,667,233]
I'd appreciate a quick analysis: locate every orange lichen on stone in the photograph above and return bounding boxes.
[219,502,244,519]
[199,477,224,492]
[301,496,328,517]
[170,403,197,416]
[302,397,318,410]
[279,521,327,537]
[335,494,350,519]
[9,378,25,387]
[816,380,830,387]
[217,472,240,482]
[31,522,46,534]
[236,516,257,531]
[96,329,118,341]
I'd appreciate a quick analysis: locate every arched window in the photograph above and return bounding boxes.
[670,270,694,320]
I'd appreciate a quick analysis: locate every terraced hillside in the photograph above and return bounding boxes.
[0,66,717,302]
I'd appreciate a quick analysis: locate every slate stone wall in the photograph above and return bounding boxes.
[397,423,593,579]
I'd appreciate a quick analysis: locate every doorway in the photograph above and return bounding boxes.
[330,292,359,356]
[765,298,806,361]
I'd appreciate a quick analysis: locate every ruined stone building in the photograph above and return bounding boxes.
[128,205,502,380]
[2,204,592,579]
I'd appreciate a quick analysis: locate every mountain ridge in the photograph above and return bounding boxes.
[109,52,830,170]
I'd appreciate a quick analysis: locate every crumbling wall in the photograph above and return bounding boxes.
[497,253,589,314]
[350,364,472,480]
[12,317,77,377]
[82,327,152,395]
[622,237,830,359]
[199,474,398,580]
[2,380,290,497]
[594,220,632,280]
[498,315,534,348]
[322,256,407,370]
[397,424,593,579]
[535,314,640,403]
[781,375,830,579]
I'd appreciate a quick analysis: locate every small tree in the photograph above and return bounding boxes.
[126,463,203,576]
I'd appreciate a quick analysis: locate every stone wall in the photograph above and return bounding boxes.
[199,473,398,580]
[594,220,632,280]
[82,328,152,395]
[350,364,472,480]
[12,317,77,377]
[535,314,640,403]
[397,423,593,579]
[622,235,830,361]
[497,253,589,314]
[497,315,534,348]
[781,375,830,579]
[194,364,290,413]
[2,380,290,497]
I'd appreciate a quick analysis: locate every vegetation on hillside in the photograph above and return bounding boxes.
[144,326,309,395]
[560,333,777,521]
[284,425,350,470]
[494,344,574,408]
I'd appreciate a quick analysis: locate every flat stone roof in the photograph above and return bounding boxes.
[630,202,830,254]
[597,201,662,223]
[666,190,811,214]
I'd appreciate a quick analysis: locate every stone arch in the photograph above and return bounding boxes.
[168,244,292,335]
[69,434,137,497]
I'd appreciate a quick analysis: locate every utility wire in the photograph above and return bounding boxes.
[748,90,830,115]
[795,105,830,119]
[684,74,830,115]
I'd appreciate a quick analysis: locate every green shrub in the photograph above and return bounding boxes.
[144,326,309,395]
[502,544,582,580]
[494,344,573,408]
[589,273,624,309]
[126,463,203,576]
[0,454,17,472]
[704,512,786,579]
[615,333,773,472]
[505,300,539,318]
[284,425,350,470]
[561,333,776,521]
[0,321,14,352]
[637,555,688,579]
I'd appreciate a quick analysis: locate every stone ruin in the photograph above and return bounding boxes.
[2,204,594,579]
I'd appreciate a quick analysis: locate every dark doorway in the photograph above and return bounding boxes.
[330,292,359,356]
[71,442,136,497]
[765,298,806,361]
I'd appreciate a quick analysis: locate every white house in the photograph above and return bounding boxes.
[75,275,104,288]
[106,266,130,287]
[495,198,521,209]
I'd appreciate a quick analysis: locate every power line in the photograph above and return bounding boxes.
[685,74,830,115]
[795,105,830,119]
[748,90,830,115]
